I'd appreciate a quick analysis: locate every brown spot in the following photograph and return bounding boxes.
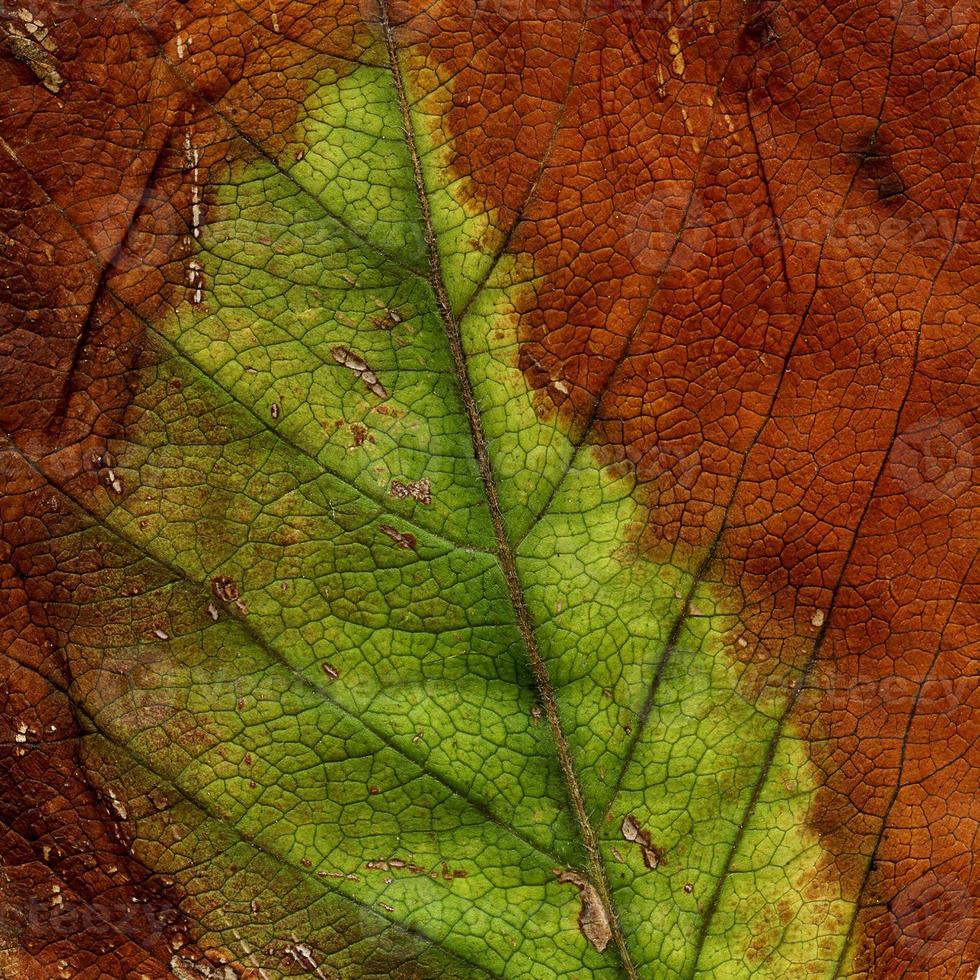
[854,131,906,203]
[743,2,779,48]
[378,524,417,550]
[620,814,665,870]
[285,942,319,975]
[371,308,402,330]
[364,856,468,882]
[331,346,388,399]
[877,171,906,201]
[554,870,611,952]
[389,478,432,505]
[349,422,368,447]
[210,576,240,604]
[169,954,240,980]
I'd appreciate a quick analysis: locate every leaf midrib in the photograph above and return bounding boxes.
[375,4,637,977]
[4,14,636,970]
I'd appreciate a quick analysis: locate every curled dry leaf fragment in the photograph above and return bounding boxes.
[554,870,612,952]
[620,813,665,870]
[331,345,388,399]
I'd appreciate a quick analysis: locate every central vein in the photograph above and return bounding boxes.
[374,2,637,976]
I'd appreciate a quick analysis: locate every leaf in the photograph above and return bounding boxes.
[1,0,977,978]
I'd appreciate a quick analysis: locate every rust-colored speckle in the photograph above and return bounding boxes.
[378,524,417,550]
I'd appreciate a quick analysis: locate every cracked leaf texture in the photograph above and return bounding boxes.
[0,0,978,977]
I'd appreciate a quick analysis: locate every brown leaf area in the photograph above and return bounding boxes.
[0,458,194,980]
[400,0,980,975]
[0,0,977,978]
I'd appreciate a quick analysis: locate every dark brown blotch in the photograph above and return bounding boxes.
[854,131,907,203]
[743,9,779,48]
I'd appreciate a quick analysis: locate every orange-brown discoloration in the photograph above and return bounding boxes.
[401,0,980,973]
[0,454,199,978]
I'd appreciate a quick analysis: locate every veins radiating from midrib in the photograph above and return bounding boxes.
[2,430,568,884]
[2,648,499,980]
[101,0,584,559]
[0,149,573,878]
[375,3,637,977]
[115,2,427,283]
[452,2,590,324]
[830,548,978,980]
[0,145,489,560]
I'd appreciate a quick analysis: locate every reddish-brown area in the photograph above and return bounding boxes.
[0,455,192,979]
[0,0,367,974]
[400,0,979,974]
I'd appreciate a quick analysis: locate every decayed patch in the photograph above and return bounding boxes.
[554,871,612,953]
[0,7,62,92]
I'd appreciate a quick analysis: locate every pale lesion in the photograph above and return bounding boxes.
[0,6,63,94]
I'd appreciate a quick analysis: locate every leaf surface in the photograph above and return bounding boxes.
[1,0,978,977]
